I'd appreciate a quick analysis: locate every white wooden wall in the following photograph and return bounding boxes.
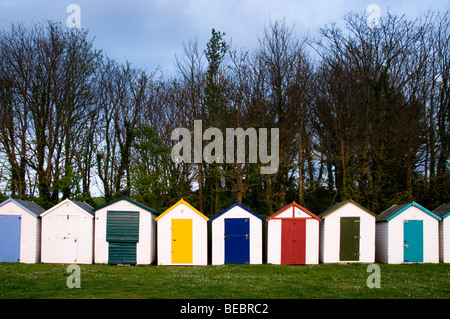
[319,203,375,263]
[41,201,93,264]
[440,218,449,263]
[156,203,208,265]
[211,206,263,265]
[375,222,389,263]
[0,202,40,263]
[94,200,156,265]
[378,206,440,264]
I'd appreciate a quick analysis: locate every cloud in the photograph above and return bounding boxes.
[1,0,449,76]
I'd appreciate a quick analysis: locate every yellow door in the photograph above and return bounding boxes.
[171,219,193,264]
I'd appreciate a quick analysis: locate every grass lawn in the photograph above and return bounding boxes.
[0,262,449,299]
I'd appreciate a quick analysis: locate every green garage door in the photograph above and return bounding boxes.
[107,211,139,264]
[108,242,137,265]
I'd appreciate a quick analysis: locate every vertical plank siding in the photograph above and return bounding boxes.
[156,200,208,266]
[2,197,448,266]
[266,202,320,265]
[0,200,44,263]
[210,204,264,265]
[319,201,375,263]
[41,199,94,264]
[433,205,450,263]
[376,205,440,264]
[94,198,157,265]
[439,218,450,263]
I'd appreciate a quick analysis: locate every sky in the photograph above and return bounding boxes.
[0,0,449,76]
[0,0,448,196]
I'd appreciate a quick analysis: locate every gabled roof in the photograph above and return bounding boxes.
[72,200,94,215]
[209,201,265,222]
[93,196,159,215]
[432,204,450,220]
[266,201,321,221]
[0,198,45,217]
[318,199,377,219]
[377,201,442,222]
[41,198,94,217]
[155,198,208,221]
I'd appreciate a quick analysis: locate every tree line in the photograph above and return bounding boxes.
[0,10,448,216]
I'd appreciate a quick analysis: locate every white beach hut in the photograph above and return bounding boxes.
[318,200,376,263]
[210,202,265,265]
[40,198,94,264]
[94,196,158,265]
[0,198,45,263]
[266,201,321,265]
[376,201,441,264]
[155,198,209,265]
[433,204,450,263]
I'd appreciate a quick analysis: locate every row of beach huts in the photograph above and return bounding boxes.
[0,197,449,265]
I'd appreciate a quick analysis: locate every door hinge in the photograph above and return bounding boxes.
[354,219,360,223]
[354,236,361,239]
[403,245,409,248]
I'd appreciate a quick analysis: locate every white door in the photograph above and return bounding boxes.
[56,214,79,263]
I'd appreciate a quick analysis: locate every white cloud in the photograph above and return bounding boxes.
[1,0,449,76]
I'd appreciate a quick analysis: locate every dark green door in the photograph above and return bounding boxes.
[339,217,360,261]
[108,242,137,265]
[106,211,139,265]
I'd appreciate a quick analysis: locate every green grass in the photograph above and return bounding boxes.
[0,262,449,299]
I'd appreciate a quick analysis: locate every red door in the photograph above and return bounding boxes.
[281,219,306,264]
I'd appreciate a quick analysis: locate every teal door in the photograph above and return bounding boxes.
[403,220,423,262]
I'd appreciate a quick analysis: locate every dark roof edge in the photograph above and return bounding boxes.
[319,199,376,219]
[93,196,159,215]
[209,201,265,222]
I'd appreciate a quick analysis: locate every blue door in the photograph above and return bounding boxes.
[0,215,21,262]
[403,220,423,262]
[224,218,250,264]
